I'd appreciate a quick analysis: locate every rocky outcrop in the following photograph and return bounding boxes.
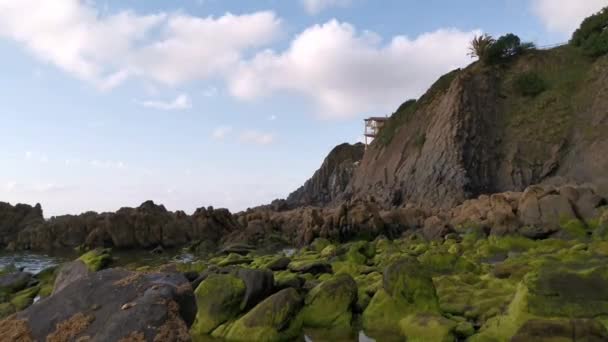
[6,268,195,341]
[3,201,240,251]
[286,142,365,208]
[0,202,44,248]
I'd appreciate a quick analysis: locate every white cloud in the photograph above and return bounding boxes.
[268,115,277,121]
[229,20,478,119]
[532,0,606,36]
[301,0,352,14]
[212,126,233,140]
[137,93,192,110]
[0,1,282,88]
[240,130,275,145]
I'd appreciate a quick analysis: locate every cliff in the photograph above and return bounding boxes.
[285,142,365,208]
[346,45,608,209]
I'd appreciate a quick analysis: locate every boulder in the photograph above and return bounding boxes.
[288,260,332,275]
[235,268,274,311]
[363,257,442,337]
[190,274,246,336]
[52,260,90,295]
[0,272,32,297]
[216,288,303,341]
[77,248,112,272]
[511,318,608,342]
[265,257,291,271]
[422,216,452,240]
[1,268,195,341]
[300,274,358,330]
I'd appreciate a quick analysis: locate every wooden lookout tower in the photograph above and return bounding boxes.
[364,116,389,146]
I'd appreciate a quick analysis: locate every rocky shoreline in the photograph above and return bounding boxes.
[2,211,608,341]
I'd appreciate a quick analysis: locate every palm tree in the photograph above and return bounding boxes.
[468,34,495,60]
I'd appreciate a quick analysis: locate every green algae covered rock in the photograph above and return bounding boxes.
[346,241,375,264]
[287,259,332,275]
[217,253,253,267]
[473,263,608,341]
[362,257,442,337]
[34,266,57,299]
[511,318,608,342]
[398,313,457,342]
[78,248,112,272]
[300,274,358,330]
[10,285,39,311]
[434,273,516,323]
[216,288,304,342]
[191,274,246,336]
[311,238,331,252]
[525,264,608,318]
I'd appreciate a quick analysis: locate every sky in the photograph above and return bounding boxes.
[0,0,605,217]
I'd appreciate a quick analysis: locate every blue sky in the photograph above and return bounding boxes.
[0,0,605,217]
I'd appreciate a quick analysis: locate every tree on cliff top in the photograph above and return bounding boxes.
[469,33,535,64]
[571,6,608,57]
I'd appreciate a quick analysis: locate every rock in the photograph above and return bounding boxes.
[10,286,39,311]
[362,257,440,337]
[235,268,274,311]
[4,268,195,341]
[220,243,256,255]
[274,272,304,291]
[77,248,112,272]
[526,265,608,318]
[518,225,557,239]
[190,274,246,336]
[52,260,90,295]
[265,257,290,271]
[512,318,608,342]
[151,245,164,254]
[0,272,32,296]
[398,313,456,341]
[300,274,358,330]
[216,288,304,342]
[422,216,452,240]
[288,260,332,275]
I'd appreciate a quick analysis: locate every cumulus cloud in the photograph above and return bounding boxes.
[137,93,192,110]
[301,0,352,14]
[0,0,282,88]
[212,126,233,140]
[532,0,606,36]
[240,130,275,145]
[229,20,478,119]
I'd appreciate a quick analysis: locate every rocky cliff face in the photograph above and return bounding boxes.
[286,142,365,208]
[346,46,608,209]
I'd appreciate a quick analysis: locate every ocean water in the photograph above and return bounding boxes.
[0,251,70,274]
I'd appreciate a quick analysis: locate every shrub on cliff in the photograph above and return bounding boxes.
[514,71,547,97]
[571,7,608,57]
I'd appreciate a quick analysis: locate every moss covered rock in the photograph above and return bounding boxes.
[217,288,304,342]
[300,274,358,330]
[362,257,441,336]
[10,285,39,311]
[525,264,608,318]
[190,274,246,336]
[398,313,456,342]
[78,248,112,272]
[511,318,608,341]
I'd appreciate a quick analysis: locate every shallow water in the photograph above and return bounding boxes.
[0,251,71,274]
